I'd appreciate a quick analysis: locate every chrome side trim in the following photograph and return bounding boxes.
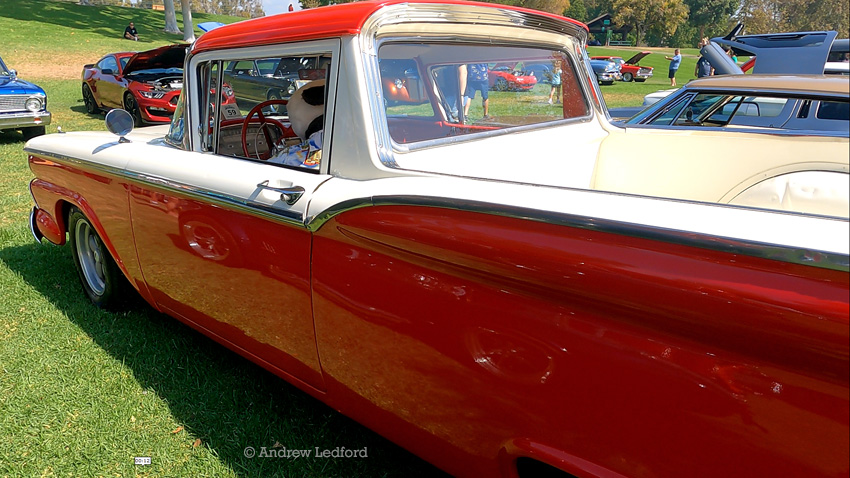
[25,147,306,228]
[27,147,849,271]
[307,195,850,272]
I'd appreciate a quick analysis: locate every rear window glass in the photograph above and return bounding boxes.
[377,43,588,145]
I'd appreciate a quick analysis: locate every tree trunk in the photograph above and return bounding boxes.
[181,0,195,42]
[163,0,181,34]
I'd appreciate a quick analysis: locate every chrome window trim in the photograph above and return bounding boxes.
[185,38,342,176]
[361,5,592,163]
[25,148,849,272]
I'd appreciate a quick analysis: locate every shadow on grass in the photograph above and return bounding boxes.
[0,241,448,478]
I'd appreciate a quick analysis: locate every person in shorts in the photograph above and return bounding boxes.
[463,63,490,121]
[665,49,681,86]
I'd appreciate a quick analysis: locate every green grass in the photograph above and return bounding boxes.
[0,1,449,477]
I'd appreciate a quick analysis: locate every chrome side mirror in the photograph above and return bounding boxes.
[9,69,17,79]
[105,109,134,143]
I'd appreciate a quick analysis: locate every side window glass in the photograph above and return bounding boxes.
[165,89,187,149]
[647,95,692,125]
[673,94,726,125]
[213,52,331,172]
[378,43,588,145]
[98,56,118,73]
[816,101,850,121]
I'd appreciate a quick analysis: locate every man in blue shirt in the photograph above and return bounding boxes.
[665,49,681,86]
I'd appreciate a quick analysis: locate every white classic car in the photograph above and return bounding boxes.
[24,1,849,477]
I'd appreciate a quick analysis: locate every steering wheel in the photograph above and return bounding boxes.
[241,99,290,159]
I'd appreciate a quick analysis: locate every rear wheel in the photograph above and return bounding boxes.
[494,78,509,91]
[82,83,99,114]
[623,72,634,82]
[124,93,143,127]
[68,207,131,309]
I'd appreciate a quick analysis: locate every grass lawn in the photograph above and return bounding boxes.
[1,2,700,477]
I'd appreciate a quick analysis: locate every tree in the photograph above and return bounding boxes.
[613,0,688,46]
[163,0,181,34]
[181,0,195,42]
[524,0,571,15]
[684,0,737,41]
[564,0,588,21]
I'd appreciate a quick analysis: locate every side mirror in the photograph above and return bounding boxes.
[101,68,114,75]
[9,69,17,79]
[105,109,134,142]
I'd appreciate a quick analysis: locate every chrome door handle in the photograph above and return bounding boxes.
[257,180,305,205]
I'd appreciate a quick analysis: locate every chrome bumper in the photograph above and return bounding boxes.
[0,110,52,130]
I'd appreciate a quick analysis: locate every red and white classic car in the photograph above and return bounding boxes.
[25,1,849,477]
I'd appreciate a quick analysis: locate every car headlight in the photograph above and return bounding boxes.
[25,97,43,112]
[139,90,165,99]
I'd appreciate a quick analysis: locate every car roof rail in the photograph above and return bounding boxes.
[711,30,838,74]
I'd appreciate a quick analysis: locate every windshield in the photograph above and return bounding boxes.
[0,57,10,76]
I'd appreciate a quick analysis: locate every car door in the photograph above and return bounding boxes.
[125,44,339,392]
[96,55,125,109]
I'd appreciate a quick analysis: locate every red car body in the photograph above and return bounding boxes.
[489,66,538,91]
[591,51,653,82]
[26,2,850,477]
[81,45,185,125]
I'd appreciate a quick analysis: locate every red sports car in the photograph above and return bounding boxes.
[591,51,653,82]
[488,66,537,91]
[82,44,186,126]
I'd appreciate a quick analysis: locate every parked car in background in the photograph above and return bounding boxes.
[591,51,653,82]
[589,59,621,85]
[0,54,50,139]
[522,62,553,84]
[222,55,328,110]
[82,44,185,126]
[488,65,537,91]
[24,2,849,477]
[618,74,849,216]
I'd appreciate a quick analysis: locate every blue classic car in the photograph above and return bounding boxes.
[1,54,50,139]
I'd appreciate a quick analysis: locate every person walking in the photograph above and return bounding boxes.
[665,48,681,86]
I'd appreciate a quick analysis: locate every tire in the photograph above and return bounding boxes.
[68,207,132,309]
[82,83,99,114]
[494,78,509,91]
[21,126,46,140]
[623,72,634,82]
[124,93,143,127]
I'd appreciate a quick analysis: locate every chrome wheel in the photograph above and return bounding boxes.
[68,207,132,309]
[74,218,106,296]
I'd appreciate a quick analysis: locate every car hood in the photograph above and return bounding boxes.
[123,44,187,75]
[625,51,652,65]
[0,76,45,95]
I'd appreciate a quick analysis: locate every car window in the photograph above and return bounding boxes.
[817,101,850,121]
[377,42,588,145]
[98,56,119,73]
[645,94,693,125]
[673,94,726,125]
[119,57,130,71]
[204,52,332,172]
